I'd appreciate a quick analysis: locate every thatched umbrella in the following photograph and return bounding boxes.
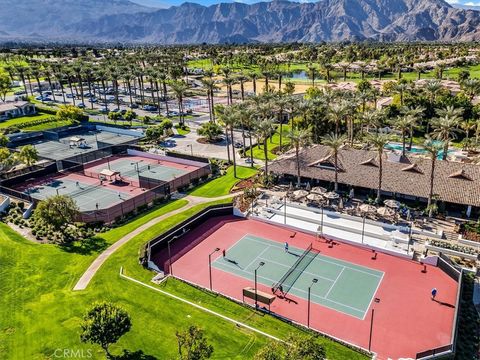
[377,207,395,217]
[384,199,401,209]
[359,204,377,213]
[292,189,309,200]
[311,186,327,194]
[324,191,340,200]
[306,193,324,202]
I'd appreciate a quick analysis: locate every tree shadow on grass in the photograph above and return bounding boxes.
[114,349,158,360]
[59,236,108,255]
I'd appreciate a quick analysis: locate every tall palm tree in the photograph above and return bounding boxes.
[236,74,248,101]
[402,106,424,150]
[431,106,463,160]
[215,105,230,163]
[223,109,239,177]
[201,78,218,122]
[170,80,189,126]
[461,78,480,100]
[286,128,311,186]
[366,133,390,203]
[157,72,170,116]
[327,102,346,136]
[274,94,290,149]
[321,133,347,192]
[248,71,258,94]
[256,118,275,177]
[393,115,415,156]
[423,137,443,217]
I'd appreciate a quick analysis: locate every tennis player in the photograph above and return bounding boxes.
[284,242,289,252]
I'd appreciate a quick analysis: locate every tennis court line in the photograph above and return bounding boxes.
[213,258,367,315]
[323,266,346,299]
[243,235,383,279]
[361,271,385,321]
[244,245,272,271]
[256,256,336,283]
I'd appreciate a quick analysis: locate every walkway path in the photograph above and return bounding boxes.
[73,193,235,291]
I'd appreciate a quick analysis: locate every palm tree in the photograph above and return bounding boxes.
[402,106,424,150]
[393,115,415,156]
[461,78,480,100]
[224,109,240,177]
[306,64,317,87]
[287,128,311,186]
[201,78,218,122]
[170,80,189,126]
[236,74,248,101]
[274,94,290,149]
[157,72,170,116]
[423,137,443,217]
[327,102,346,136]
[248,71,258,94]
[215,105,230,163]
[256,118,275,177]
[431,106,463,160]
[366,133,390,203]
[394,82,410,107]
[223,77,236,105]
[30,65,44,103]
[339,63,350,81]
[321,133,347,192]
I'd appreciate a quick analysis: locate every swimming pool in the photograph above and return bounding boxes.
[385,142,451,159]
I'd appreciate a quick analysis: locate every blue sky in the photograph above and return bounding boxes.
[131,0,480,8]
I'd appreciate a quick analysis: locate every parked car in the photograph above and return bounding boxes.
[66,93,75,99]
[100,107,109,114]
[14,90,26,95]
[234,142,243,148]
[245,158,255,164]
[130,103,139,109]
[88,97,98,103]
[77,103,86,109]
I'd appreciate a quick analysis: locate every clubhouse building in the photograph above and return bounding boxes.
[269,145,480,217]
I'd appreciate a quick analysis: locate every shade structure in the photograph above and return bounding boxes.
[324,191,340,200]
[311,186,327,194]
[359,204,377,213]
[292,189,309,199]
[384,199,401,209]
[377,206,395,217]
[306,193,324,202]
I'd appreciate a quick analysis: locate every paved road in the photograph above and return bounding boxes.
[73,193,236,291]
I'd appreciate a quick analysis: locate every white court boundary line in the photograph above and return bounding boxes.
[213,256,367,317]
[244,235,383,279]
[118,267,282,342]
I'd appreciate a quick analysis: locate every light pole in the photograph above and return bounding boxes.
[307,278,318,328]
[187,144,193,156]
[369,298,380,352]
[254,262,265,308]
[208,247,220,291]
[361,215,366,244]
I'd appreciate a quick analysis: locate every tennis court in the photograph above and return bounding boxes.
[213,234,383,319]
[84,156,195,184]
[24,175,136,211]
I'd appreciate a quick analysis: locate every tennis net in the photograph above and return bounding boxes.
[272,243,316,295]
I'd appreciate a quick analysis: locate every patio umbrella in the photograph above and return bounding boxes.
[311,186,327,194]
[306,182,311,191]
[292,189,309,200]
[384,199,401,209]
[306,193,324,202]
[324,191,340,200]
[359,204,377,213]
[377,207,395,217]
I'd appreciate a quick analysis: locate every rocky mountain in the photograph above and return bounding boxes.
[1,0,480,43]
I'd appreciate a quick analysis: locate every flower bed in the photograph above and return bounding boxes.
[460,221,480,242]
[426,239,478,260]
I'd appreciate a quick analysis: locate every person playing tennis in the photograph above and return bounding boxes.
[431,288,437,300]
[284,242,289,253]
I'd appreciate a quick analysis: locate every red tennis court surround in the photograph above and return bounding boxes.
[153,216,459,360]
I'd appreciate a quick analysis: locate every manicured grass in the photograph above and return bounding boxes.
[0,197,367,359]
[250,124,291,161]
[0,112,53,129]
[175,125,191,136]
[188,166,258,198]
[23,120,74,131]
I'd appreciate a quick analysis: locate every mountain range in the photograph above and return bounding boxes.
[1,0,480,44]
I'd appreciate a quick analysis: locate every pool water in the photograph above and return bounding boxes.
[385,142,450,159]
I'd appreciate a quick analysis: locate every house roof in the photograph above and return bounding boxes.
[269,145,480,207]
[0,101,31,112]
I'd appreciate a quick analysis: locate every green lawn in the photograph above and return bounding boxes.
[250,124,291,161]
[0,113,53,129]
[189,166,258,197]
[175,126,191,136]
[0,197,368,360]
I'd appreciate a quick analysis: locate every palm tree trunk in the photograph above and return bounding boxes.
[225,126,231,163]
[230,127,237,178]
[264,138,269,175]
[442,141,448,161]
[334,153,338,192]
[428,158,436,217]
[377,153,383,203]
[295,145,301,186]
[249,133,254,168]
[402,131,406,156]
[163,82,169,116]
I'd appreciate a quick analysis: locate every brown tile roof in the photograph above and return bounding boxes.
[269,145,480,207]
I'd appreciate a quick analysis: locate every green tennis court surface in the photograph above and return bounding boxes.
[87,158,189,182]
[27,178,132,211]
[212,235,384,319]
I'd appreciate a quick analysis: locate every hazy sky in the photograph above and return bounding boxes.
[131,0,480,8]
